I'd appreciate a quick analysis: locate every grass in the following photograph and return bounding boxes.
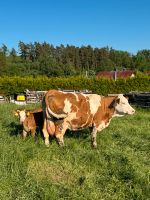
[0,103,150,200]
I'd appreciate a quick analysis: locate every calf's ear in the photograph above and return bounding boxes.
[14,110,20,116]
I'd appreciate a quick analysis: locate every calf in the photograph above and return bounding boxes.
[15,108,43,139]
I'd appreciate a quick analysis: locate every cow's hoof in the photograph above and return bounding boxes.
[57,140,64,146]
[59,142,64,146]
[92,143,97,148]
[45,141,50,147]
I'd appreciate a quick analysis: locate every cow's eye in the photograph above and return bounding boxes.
[59,126,63,131]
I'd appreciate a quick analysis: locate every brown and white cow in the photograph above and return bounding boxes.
[15,108,43,138]
[42,90,135,147]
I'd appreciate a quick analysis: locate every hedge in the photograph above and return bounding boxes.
[0,75,150,96]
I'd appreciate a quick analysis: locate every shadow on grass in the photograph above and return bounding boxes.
[65,128,90,139]
[7,122,44,139]
[7,122,22,137]
[6,121,90,146]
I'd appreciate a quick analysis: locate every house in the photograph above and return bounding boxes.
[96,69,136,80]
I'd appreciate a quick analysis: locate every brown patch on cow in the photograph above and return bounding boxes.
[83,114,93,127]
[93,96,116,128]
[70,95,92,128]
[46,92,66,114]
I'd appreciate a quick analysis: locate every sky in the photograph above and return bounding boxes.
[0,0,150,54]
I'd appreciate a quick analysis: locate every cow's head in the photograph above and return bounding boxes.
[113,94,135,116]
[15,109,30,124]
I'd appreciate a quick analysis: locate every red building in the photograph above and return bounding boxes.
[96,69,136,80]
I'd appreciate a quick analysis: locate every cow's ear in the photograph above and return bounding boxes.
[108,99,116,108]
[124,95,129,100]
[116,98,120,104]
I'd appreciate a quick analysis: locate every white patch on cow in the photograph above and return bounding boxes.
[105,119,112,128]
[64,98,72,114]
[114,94,135,116]
[97,119,111,132]
[73,93,79,101]
[88,94,101,115]
[81,93,87,98]
[67,112,77,123]
[97,121,106,131]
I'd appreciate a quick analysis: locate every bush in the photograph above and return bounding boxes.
[0,76,150,95]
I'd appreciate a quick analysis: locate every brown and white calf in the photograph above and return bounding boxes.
[15,108,43,138]
[42,90,135,147]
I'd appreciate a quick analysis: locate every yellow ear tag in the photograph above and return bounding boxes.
[14,112,19,116]
[26,112,30,116]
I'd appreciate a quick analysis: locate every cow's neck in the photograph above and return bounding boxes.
[101,96,116,120]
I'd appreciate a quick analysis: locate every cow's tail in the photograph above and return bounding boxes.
[46,106,67,119]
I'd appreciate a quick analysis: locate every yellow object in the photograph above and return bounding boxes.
[17,95,25,101]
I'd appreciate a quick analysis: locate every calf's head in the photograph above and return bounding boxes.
[15,109,30,124]
[113,94,135,116]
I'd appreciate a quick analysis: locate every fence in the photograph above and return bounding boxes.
[1,89,150,107]
[25,89,47,104]
[125,92,150,108]
[0,95,7,103]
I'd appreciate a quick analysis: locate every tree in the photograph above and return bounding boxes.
[18,41,30,61]
[1,44,8,56]
[0,52,6,75]
[10,48,17,62]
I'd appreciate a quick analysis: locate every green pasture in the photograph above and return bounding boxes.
[0,103,149,200]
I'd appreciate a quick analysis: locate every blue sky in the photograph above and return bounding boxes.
[0,0,150,54]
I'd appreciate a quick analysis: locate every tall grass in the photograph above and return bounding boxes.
[0,103,149,200]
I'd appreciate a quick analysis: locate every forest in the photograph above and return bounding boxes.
[0,42,150,77]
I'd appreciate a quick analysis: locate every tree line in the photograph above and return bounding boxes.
[0,42,150,77]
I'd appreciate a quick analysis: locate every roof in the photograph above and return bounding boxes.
[96,70,136,79]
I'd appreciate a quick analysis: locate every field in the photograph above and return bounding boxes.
[0,103,150,200]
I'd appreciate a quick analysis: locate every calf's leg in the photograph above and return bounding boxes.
[31,128,36,137]
[22,129,28,139]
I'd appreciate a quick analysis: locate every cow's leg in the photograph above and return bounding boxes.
[55,123,67,146]
[91,126,98,148]
[56,133,64,146]
[22,129,28,139]
[42,119,50,146]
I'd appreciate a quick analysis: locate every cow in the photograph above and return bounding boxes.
[15,108,43,139]
[42,90,135,147]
